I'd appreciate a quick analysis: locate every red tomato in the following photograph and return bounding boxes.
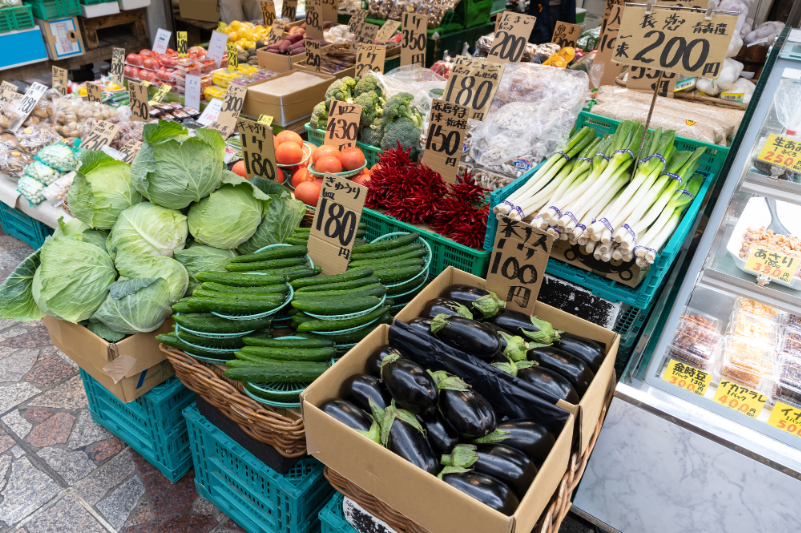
[129,67,140,80]
[276,130,303,148]
[140,49,153,57]
[123,65,134,78]
[126,53,143,66]
[276,142,304,165]
[352,173,370,186]
[315,156,342,174]
[166,48,177,56]
[232,160,248,178]
[142,57,155,70]
[290,166,314,188]
[312,145,340,165]
[295,181,321,206]
[340,147,365,171]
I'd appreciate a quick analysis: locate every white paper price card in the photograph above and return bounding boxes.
[111,47,126,83]
[153,28,172,55]
[421,99,468,184]
[207,85,248,139]
[185,74,202,111]
[237,117,278,181]
[11,82,47,132]
[485,216,553,313]
[401,13,427,67]
[81,121,121,151]
[197,98,222,126]
[208,31,228,68]
[307,175,368,274]
[488,11,537,63]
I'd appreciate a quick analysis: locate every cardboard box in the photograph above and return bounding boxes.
[292,61,356,80]
[241,70,334,126]
[178,0,219,22]
[36,17,84,61]
[42,316,175,403]
[301,323,575,533]
[394,267,619,454]
[550,239,647,288]
[256,48,307,73]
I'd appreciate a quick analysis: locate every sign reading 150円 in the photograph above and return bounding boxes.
[612,6,737,78]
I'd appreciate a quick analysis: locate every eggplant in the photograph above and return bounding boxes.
[439,469,519,515]
[475,419,555,463]
[489,310,561,344]
[417,410,459,454]
[381,355,438,414]
[483,322,529,363]
[430,315,500,359]
[432,371,497,439]
[516,365,579,404]
[320,399,380,443]
[365,345,403,377]
[420,298,474,320]
[553,332,604,372]
[441,444,537,498]
[440,284,505,319]
[528,346,594,396]
[383,405,439,474]
[407,317,433,338]
[341,373,392,413]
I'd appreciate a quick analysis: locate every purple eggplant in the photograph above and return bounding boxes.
[440,284,505,318]
[381,354,437,414]
[475,419,555,463]
[417,410,459,454]
[341,373,392,413]
[438,469,519,515]
[488,309,562,344]
[528,345,594,396]
[516,365,579,403]
[365,345,402,377]
[378,402,438,474]
[420,298,474,320]
[430,314,500,359]
[320,399,380,443]
[430,371,496,439]
[407,317,434,337]
[441,443,537,498]
[553,332,605,372]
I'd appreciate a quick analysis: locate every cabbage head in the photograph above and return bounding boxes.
[91,277,172,334]
[68,151,142,230]
[34,235,117,323]
[187,172,269,250]
[174,243,237,294]
[114,249,188,304]
[131,120,226,210]
[107,202,188,258]
[0,250,45,322]
[53,216,109,252]
[238,178,306,254]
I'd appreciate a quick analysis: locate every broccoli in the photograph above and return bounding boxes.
[324,76,357,106]
[429,88,444,99]
[361,118,383,147]
[381,116,421,155]
[354,91,387,127]
[310,101,329,129]
[354,75,384,99]
[382,92,423,129]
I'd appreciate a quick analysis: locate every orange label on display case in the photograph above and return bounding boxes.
[743,245,801,284]
[767,401,801,437]
[661,358,712,396]
[713,380,767,419]
[756,133,801,171]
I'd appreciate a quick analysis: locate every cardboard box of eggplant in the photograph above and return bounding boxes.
[300,267,618,533]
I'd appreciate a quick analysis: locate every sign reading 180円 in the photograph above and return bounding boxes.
[237,117,278,181]
[613,6,737,78]
[443,56,505,121]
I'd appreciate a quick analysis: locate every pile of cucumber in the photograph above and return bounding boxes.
[285,224,369,248]
[157,313,271,362]
[289,268,393,351]
[225,244,320,278]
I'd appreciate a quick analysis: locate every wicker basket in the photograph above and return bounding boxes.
[159,345,307,457]
[324,374,616,533]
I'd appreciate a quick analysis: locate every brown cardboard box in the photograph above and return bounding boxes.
[241,70,334,126]
[36,17,85,61]
[292,61,356,80]
[43,316,175,403]
[257,48,307,73]
[301,323,575,533]
[394,266,619,454]
[178,0,220,22]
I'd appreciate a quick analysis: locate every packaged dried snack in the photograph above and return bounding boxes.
[726,310,781,345]
[780,326,801,356]
[0,101,21,133]
[733,297,780,320]
[720,335,776,390]
[15,124,62,155]
[679,310,720,332]
[668,311,723,370]
[788,314,801,330]
[773,353,801,407]
[0,148,33,179]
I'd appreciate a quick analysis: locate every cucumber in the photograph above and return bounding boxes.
[172,301,193,313]
[230,245,308,263]
[286,267,322,281]
[286,237,309,246]
[350,243,425,261]
[291,296,381,314]
[292,283,386,300]
[157,333,236,359]
[296,276,380,293]
[372,265,425,284]
[201,282,289,295]
[192,290,285,302]
[348,250,427,268]
[290,267,374,289]
[298,305,391,332]
[292,228,311,233]
[356,229,366,238]
[227,358,270,367]
[243,336,334,348]
[250,265,318,277]
[224,361,330,383]
[175,330,245,349]
[196,272,286,286]
[348,258,425,271]
[173,313,270,333]
[244,382,301,402]
[291,313,315,329]
[354,238,368,247]
[186,298,282,314]
[239,345,336,362]
[386,275,427,294]
[295,312,393,343]
[351,232,420,254]
[225,257,308,272]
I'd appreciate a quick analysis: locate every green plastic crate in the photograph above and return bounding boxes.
[0,203,53,249]
[320,493,356,533]
[24,0,80,20]
[0,5,34,33]
[305,123,382,169]
[79,0,114,4]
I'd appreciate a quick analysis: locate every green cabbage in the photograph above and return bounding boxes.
[174,243,237,294]
[68,151,142,230]
[53,216,108,251]
[187,172,269,250]
[113,249,188,304]
[91,277,172,334]
[34,235,117,323]
[0,250,45,322]
[131,120,226,210]
[86,319,126,342]
[237,178,307,254]
[107,202,188,258]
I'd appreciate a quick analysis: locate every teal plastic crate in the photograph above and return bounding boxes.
[184,404,333,533]
[613,305,648,375]
[305,123,382,169]
[24,0,80,19]
[79,0,114,4]
[483,159,547,251]
[80,370,195,482]
[0,5,33,33]
[0,203,53,249]
[320,493,356,533]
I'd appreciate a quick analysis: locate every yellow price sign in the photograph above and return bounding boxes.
[743,245,801,284]
[258,115,273,126]
[767,401,801,437]
[227,43,238,72]
[756,133,801,172]
[661,359,712,397]
[140,80,151,88]
[177,31,188,57]
[713,380,767,419]
[218,21,226,31]
[149,84,172,105]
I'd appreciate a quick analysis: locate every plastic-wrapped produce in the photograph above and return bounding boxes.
[42,172,75,207]
[17,175,47,205]
[15,124,62,155]
[0,102,21,133]
[24,160,63,186]
[0,148,32,179]
[696,58,744,95]
[36,143,79,172]
[744,21,784,46]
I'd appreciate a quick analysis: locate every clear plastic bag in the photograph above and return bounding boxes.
[42,171,75,207]
[0,102,21,134]
[35,143,79,172]
[24,160,63,186]
[17,175,47,205]
[15,124,62,155]
[0,148,32,179]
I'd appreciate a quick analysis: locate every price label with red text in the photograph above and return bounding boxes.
[768,401,801,437]
[743,245,801,284]
[661,358,712,396]
[308,175,367,274]
[756,134,801,172]
[488,11,536,63]
[401,13,427,67]
[324,100,362,151]
[714,381,767,419]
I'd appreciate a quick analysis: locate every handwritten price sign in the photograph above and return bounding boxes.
[421,99,468,184]
[661,358,712,396]
[325,100,362,151]
[401,13,427,67]
[443,57,505,121]
[743,245,801,284]
[237,117,278,181]
[714,380,767,419]
[488,11,536,63]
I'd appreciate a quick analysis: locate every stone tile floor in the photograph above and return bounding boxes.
[0,228,599,533]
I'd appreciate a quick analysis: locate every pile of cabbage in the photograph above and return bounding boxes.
[0,121,306,340]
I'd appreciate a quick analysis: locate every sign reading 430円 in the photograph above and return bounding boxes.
[613,6,737,78]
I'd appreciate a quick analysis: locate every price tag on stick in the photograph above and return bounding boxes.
[552,21,581,48]
[208,31,228,67]
[11,82,48,131]
[307,175,367,274]
[185,74,202,111]
[488,11,537,63]
[348,9,368,32]
[207,85,248,139]
[237,117,278,181]
[128,82,149,122]
[443,57,505,121]
[612,6,737,78]
[422,99,468,184]
[282,0,298,21]
[324,100,362,151]
[355,22,379,44]
[227,43,238,72]
[86,82,103,103]
[266,19,288,44]
[305,40,322,72]
[401,13,427,67]
[52,66,68,95]
[376,19,401,42]
[306,0,324,39]
[153,28,171,55]
[714,381,767,419]
[119,140,142,164]
[261,0,277,25]
[322,0,338,26]
[82,121,121,151]
[177,31,188,57]
[355,43,386,77]
[661,359,712,396]
[486,216,553,313]
[111,47,125,83]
